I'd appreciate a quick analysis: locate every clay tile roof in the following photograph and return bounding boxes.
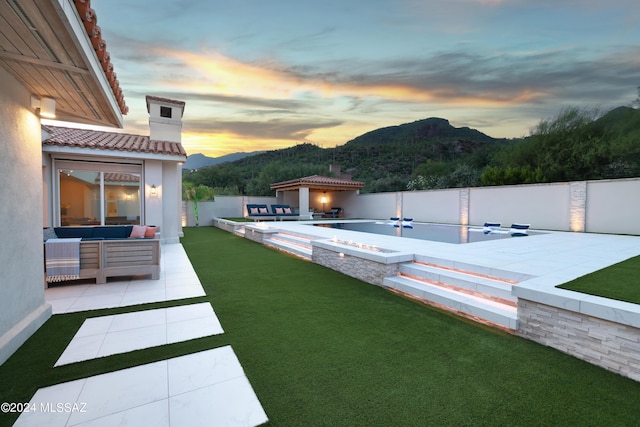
[74,0,128,115]
[42,125,187,157]
[270,175,365,191]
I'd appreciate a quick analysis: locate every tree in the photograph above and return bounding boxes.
[183,183,214,226]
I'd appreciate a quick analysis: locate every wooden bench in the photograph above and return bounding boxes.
[45,225,160,285]
[46,239,160,285]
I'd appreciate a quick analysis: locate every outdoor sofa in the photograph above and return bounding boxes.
[246,204,299,220]
[44,225,160,285]
[270,204,298,220]
[246,204,275,220]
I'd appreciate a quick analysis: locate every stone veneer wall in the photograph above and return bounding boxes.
[312,246,400,287]
[212,218,239,234]
[569,181,587,232]
[518,299,640,382]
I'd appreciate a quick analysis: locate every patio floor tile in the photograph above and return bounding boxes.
[54,303,223,366]
[15,346,267,427]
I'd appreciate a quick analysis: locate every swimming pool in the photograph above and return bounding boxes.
[312,221,543,244]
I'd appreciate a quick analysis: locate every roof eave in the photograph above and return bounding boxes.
[54,0,123,127]
[43,145,187,162]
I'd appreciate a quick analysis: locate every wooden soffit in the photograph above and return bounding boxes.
[0,0,126,127]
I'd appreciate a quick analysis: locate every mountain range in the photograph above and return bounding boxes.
[183,151,265,170]
[183,107,640,195]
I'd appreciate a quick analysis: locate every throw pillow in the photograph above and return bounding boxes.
[250,207,259,214]
[284,207,292,214]
[144,226,157,238]
[259,207,268,214]
[129,225,146,238]
[275,207,284,214]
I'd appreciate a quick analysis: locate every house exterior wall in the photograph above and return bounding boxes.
[0,68,51,365]
[144,160,164,237]
[162,162,183,242]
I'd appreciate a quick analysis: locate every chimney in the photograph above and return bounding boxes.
[146,95,186,143]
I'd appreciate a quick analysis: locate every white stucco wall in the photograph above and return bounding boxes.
[190,177,640,235]
[162,162,183,242]
[403,189,461,224]
[469,183,571,230]
[0,68,51,364]
[347,192,397,219]
[145,160,164,237]
[586,179,640,234]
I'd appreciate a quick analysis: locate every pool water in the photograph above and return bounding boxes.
[312,221,543,244]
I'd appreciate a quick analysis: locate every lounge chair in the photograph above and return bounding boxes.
[387,217,400,227]
[402,218,413,228]
[323,207,343,218]
[483,222,502,234]
[509,223,530,236]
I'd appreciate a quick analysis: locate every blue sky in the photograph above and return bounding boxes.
[94,0,640,157]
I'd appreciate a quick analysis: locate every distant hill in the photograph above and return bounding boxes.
[345,117,497,146]
[183,107,640,195]
[182,151,264,170]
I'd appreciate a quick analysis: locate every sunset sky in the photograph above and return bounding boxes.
[93,0,640,157]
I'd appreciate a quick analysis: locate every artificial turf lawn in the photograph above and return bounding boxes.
[1,226,639,426]
[558,255,640,304]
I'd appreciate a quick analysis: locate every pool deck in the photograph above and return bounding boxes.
[266,220,640,281]
[249,219,640,326]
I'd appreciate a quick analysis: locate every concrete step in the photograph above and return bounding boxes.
[264,233,313,260]
[399,262,516,303]
[414,255,534,283]
[383,275,518,330]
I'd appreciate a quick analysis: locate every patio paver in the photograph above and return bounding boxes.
[14,346,268,427]
[54,302,224,366]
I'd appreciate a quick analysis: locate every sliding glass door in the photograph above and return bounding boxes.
[55,161,142,226]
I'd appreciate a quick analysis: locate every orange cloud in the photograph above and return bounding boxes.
[154,47,541,107]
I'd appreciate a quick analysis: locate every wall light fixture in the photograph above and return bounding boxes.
[31,96,56,118]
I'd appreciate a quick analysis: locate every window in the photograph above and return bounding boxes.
[160,106,172,118]
[56,161,142,226]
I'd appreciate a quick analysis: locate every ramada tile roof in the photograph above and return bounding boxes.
[270,175,365,191]
[42,125,187,157]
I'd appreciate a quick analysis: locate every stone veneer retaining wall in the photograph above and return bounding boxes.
[212,218,239,234]
[312,246,401,287]
[518,299,640,382]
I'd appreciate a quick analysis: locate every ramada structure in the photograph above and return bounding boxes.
[271,174,365,218]
[0,0,186,364]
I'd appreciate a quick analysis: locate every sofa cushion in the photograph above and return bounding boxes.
[54,227,94,239]
[144,226,157,238]
[129,225,147,238]
[93,226,132,239]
